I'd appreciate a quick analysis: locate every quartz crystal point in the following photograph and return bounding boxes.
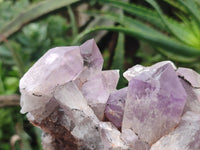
[80,39,103,70]
[179,78,200,114]
[122,63,187,144]
[177,67,200,88]
[123,61,176,81]
[105,87,127,128]
[150,111,200,150]
[79,70,119,120]
[177,68,200,114]
[20,46,83,114]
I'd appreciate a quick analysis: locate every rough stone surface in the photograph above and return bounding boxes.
[122,63,187,144]
[150,111,200,150]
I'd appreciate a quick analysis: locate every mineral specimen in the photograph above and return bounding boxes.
[150,111,200,150]
[122,63,187,144]
[19,39,200,150]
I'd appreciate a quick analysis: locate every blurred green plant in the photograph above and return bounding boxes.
[0,0,80,149]
[74,0,200,62]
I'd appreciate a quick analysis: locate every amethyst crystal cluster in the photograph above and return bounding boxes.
[20,39,200,150]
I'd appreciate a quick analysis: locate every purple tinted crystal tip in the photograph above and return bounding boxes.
[122,63,187,144]
[105,87,127,128]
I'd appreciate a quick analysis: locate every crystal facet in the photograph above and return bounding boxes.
[20,46,83,113]
[105,87,127,128]
[177,67,200,88]
[150,111,200,150]
[122,63,187,144]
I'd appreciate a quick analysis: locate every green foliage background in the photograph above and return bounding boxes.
[0,0,199,149]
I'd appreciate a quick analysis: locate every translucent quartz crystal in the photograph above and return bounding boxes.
[99,122,128,149]
[177,67,200,88]
[150,111,200,150]
[55,81,127,149]
[105,87,127,128]
[79,70,119,120]
[80,39,103,70]
[123,61,176,81]
[121,129,150,150]
[122,63,187,144]
[179,78,200,114]
[20,46,83,113]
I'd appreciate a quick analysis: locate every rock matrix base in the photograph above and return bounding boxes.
[19,39,200,150]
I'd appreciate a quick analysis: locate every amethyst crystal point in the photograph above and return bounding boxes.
[150,111,200,150]
[122,63,187,144]
[123,61,176,81]
[102,70,119,93]
[177,67,200,88]
[179,78,200,114]
[105,87,127,128]
[20,46,83,113]
[81,70,118,120]
[80,39,104,70]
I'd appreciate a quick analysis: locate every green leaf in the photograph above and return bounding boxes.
[74,26,200,57]
[146,0,195,46]
[164,0,187,13]
[85,11,166,38]
[0,0,80,43]
[177,0,200,25]
[68,6,78,39]
[111,33,127,88]
[98,0,166,30]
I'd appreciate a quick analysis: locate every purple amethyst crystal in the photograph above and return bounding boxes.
[105,87,127,128]
[122,63,187,144]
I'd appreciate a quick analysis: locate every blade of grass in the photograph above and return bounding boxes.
[146,0,191,45]
[86,10,197,48]
[0,0,79,43]
[111,33,126,88]
[98,0,166,30]
[177,0,200,25]
[73,26,200,57]
[98,0,191,44]
[85,11,166,37]
[68,5,78,39]
[163,0,187,13]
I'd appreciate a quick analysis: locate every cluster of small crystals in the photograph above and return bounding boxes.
[20,39,200,150]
